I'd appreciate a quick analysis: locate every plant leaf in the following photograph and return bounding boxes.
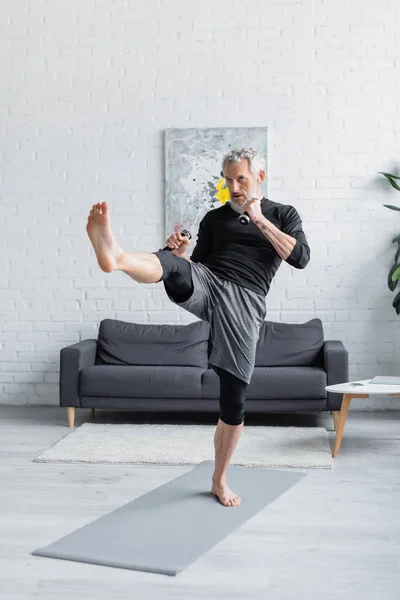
[392,267,400,282]
[383,204,400,211]
[379,172,400,180]
[388,264,399,291]
[379,172,400,191]
[392,290,400,312]
[392,234,400,243]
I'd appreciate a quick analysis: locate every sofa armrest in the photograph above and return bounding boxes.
[323,340,349,410]
[59,339,97,407]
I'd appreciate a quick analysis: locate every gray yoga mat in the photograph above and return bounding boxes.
[32,460,306,576]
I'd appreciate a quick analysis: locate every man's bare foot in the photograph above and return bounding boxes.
[86,202,124,272]
[211,480,241,507]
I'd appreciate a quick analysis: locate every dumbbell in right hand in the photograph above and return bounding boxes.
[160,229,192,251]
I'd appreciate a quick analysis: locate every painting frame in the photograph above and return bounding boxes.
[164,126,268,241]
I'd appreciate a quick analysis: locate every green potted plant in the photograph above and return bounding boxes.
[379,171,400,314]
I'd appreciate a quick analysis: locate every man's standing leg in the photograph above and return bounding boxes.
[211,367,248,507]
[86,202,163,282]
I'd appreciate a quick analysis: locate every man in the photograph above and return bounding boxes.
[86,147,310,508]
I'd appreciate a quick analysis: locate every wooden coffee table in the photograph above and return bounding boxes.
[325,379,400,457]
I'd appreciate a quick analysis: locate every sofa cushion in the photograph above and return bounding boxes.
[81,365,203,398]
[247,366,327,399]
[201,366,326,399]
[255,318,324,367]
[95,319,210,368]
[201,369,220,399]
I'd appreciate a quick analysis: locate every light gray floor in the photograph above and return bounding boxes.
[1,406,400,600]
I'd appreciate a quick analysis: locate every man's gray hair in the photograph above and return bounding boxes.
[221,146,266,176]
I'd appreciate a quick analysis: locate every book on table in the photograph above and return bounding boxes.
[369,375,400,385]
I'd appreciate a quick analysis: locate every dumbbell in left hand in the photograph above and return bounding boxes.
[238,212,250,225]
[238,197,258,225]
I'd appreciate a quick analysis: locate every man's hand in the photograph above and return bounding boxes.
[165,231,191,256]
[242,198,263,223]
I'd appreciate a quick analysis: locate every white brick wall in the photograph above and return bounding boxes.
[1,0,400,409]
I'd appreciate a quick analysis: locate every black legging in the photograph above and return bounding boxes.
[213,365,248,426]
[154,250,248,426]
[153,249,194,303]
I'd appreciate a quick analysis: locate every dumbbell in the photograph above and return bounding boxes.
[160,228,192,251]
[237,197,258,225]
[238,212,250,225]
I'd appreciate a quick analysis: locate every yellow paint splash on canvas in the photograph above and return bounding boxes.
[215,178,230,204]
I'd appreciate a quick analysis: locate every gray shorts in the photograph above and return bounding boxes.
[167,262,266,384]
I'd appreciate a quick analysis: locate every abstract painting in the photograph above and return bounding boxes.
[164,127,268,241]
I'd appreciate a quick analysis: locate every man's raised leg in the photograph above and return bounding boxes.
[86,202,163,283]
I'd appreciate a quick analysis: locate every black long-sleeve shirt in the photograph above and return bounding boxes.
[190,197,310,297]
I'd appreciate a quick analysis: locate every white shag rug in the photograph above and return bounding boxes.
[34,424,333,469]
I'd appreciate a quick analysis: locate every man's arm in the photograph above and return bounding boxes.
[178,254,192,263]
[253,205,310,269]
[187,216,213,263]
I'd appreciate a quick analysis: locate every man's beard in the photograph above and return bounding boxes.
[228,198,244,214]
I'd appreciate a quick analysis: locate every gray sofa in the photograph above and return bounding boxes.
[59,317,348,428]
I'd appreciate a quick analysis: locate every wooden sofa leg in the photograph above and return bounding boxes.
[67,407,75,428]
